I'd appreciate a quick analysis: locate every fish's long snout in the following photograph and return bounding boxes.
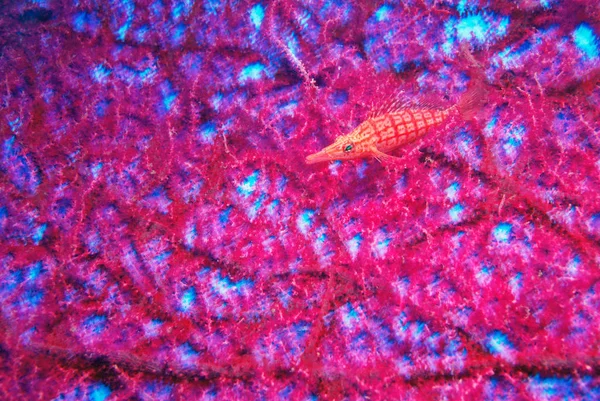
[305,150,329,164]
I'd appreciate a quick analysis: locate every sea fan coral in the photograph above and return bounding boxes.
[1,0,600,400]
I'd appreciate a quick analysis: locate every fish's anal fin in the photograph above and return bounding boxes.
[371,147,401,164]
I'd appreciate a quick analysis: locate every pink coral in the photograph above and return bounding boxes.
[1,0,600,400]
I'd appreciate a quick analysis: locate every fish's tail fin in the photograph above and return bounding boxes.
[457,77,487,121]
[457,44,488,121]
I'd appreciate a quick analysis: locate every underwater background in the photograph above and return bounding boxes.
[1,0,600,399]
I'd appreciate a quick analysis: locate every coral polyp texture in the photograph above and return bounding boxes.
[1,0,600,399]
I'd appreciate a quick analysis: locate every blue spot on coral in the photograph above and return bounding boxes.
[210,92,223,110]
[346,233,362,260]
[248,192,267,221]
[198,121,217,143]
[410,320,425,342]
[493,222,512,243]
[204,0,222,15]
[211,271,253,298]
[8,116,21,133]
[183,180,203,204]
[153,250,172,264]
[3,137,41,194]
[144,319,163,337]
[27,261,44,281]
[266,199,280,217]
[297,209,315,235]
[0,206,8,231]
[95,100,109,118]
[180,287,197,312]
[293,321,311,340]
[160,80,178,113]
[55,198,72,218]
[372,228,391,259]
[250,3,265,29]
[374,5,392,22]
[528,375,574,399]
[143,381,173,398]
[4,269,24,293]
[567,255,580,276]
[449,203,464,222]
[135,25,149,42]
[486,330,515,360]
[112,0,135,41]
[91,64,112,83]
[445,182,460,200]
[171,23,187,47]
[332,89,348,106]
[573,23,599,59]
[445,338,465,357]
[178,342,200,365]
[341,302,360,329]
[476,265,494,286]
[141,187,172,214]
[239,62,267,83]
[510,272,523,297]
[456,15,490,42]
[219,206,232,225]
[73,12,99,34]
[83,315,108,335]
[502,124,526,159]
[445,12,509,51]
[237,170,259,197]
[33,223,47,245]
[86,231,101,254]
[23,289,44,307]
[88,383,111,401]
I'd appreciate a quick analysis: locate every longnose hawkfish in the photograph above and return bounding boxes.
[306,57,486,164]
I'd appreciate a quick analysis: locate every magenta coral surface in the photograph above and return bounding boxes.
[1,0,600,400]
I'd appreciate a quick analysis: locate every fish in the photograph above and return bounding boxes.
[306,52,487,165]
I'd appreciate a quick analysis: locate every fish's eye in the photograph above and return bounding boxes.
[343,144,353,152]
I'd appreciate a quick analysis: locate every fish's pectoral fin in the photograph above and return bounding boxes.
[371,147,401,164]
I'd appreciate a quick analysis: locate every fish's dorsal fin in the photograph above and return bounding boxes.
[369,92,449,118]
[402,96,449,111]
[368,91,407,118]
[368,98,402,118]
